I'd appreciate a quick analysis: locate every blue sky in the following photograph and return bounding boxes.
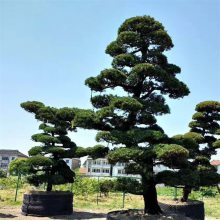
[0,0,219,159]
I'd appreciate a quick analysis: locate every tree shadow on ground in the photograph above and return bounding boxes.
[0,213,17,218]
[50,211,106,219]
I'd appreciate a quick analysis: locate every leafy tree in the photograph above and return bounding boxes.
[72,16,190,214]
[115,177,142,195]
[0,169,7,178]
[158,101,220,201]
[9,158,30,176]
[21,101,77,191]
[99,179,115,197]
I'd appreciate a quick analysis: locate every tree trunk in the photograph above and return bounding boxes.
[110,164,113,177]
[46,168,55,192]
[181,186,191,202]
[46,182,52,192]
[217,185,220,194]
[142,174,162,214]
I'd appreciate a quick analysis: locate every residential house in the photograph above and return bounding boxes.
[0,149,28,173]
[63,158,81,170]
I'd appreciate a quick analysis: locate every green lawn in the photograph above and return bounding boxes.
[0,186,219,218]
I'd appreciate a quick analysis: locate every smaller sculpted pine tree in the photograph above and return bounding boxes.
[21,101,77,191]
[157,101,220,202]
[188,101,220,197]
[156,132,204,201]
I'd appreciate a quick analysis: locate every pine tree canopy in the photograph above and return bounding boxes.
[75,145,109,159]
[74,16,190,164]
[21,101,77,191]
[189,100,220,157]
[190,101,220,136]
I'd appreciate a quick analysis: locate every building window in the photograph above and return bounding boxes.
[0,163,8,168]
[12,157,15,160]
[117,162,125,166]
[65,160,69,163]
[102,168,110,173]
[93,160,101,165]
[88,168,90,172]
[92,168,101,173]
[2,157,9,161]
[96,160,101,165]
[118,169,126,174]
[102,160,109,165]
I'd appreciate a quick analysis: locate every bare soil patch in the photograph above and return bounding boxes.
[0,206,219,220]
[0,206,106,220]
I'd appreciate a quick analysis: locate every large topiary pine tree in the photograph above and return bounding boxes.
[73,16,190,214]
[21,101,77,191]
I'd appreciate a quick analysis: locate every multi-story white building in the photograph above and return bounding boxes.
[80,157,129,177]
[81,157,169,177]
[0,150,28,173]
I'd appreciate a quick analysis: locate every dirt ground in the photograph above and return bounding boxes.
[0,206,219,220]
[0,206,107,220]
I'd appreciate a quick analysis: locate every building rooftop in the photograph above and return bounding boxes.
[79,167,87,175]
[0,149,28,158]
[211,160,220,166]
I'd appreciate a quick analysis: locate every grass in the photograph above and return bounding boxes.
[74,193,144,211]
[89,191,220,218]
[0,181,219,218]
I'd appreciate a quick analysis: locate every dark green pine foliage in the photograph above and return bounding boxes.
[76,144,109,159]
[21,101,77,191]
[188,101,220,194]
[73,16,190,214]
[156,131,204,201]
[157,101,220,201]
[189,101,220,156]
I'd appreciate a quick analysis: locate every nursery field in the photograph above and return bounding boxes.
[0,177,220,218]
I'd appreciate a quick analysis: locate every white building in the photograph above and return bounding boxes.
[81,157,168,177]
[0,149,28,173]
[84,157,136,177]
[63,158,81,170]
[63,158,73,169]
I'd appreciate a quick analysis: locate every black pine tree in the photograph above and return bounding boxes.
[157,101,220,201]
[21,101,76,191]
[73,16,190,214]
